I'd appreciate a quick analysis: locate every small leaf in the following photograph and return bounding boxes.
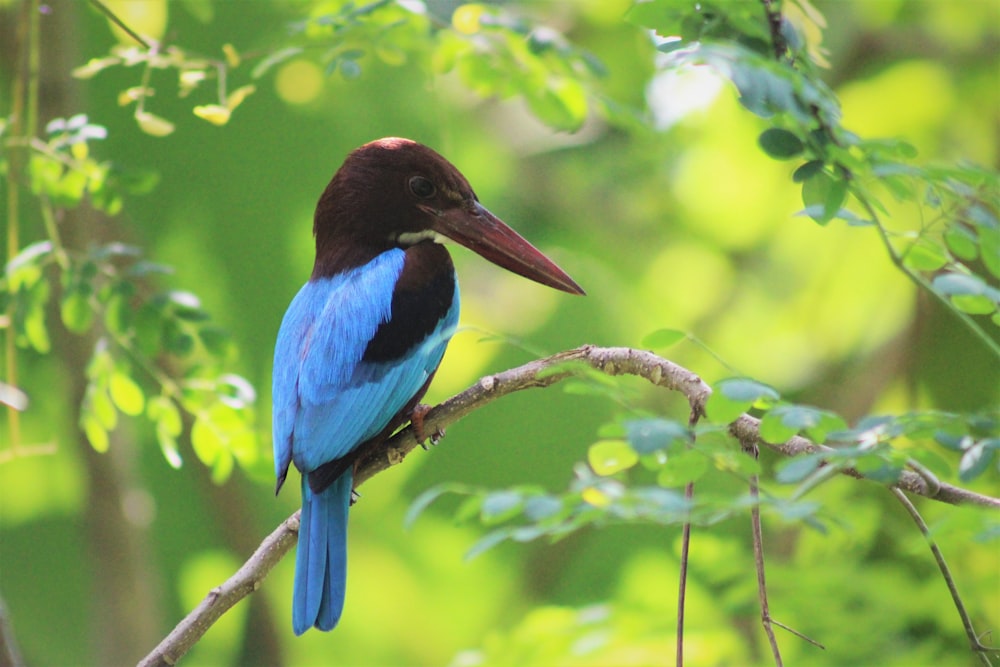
[156,425,183,468]
[758,128,804,160]
[705,392,749,424]
[933,272,994,298]
[625,418,689,454]
[801,169,847,224]
[109,370,145,416]
[792,159,824,183]
[251,47,304,79]
[944,225,978,261]
[775,453,824,483]
[717,377,780,404]
[641,328,686,349]
[81,414,109,452]
[405,483,470,529]
[480,490,523,524]
[339,59,362,79]
[193,104,231,126]
[226,85,256,111]
[952,294,996,315]
[191,414,222,465]
[465,528,514,560]
[902,238,949,272]
[61,289,94,334]
[588,440,639,476]
[135,111,175,137]
[656,449,708,486]
[759,411,797,443]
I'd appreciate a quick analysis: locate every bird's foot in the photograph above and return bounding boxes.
[349,489,361,506]
[410,403,445,450]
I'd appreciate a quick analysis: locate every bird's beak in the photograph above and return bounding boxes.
[425,201,585,295]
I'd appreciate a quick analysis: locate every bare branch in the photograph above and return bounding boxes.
[140,345,999,666]
[891,489,999,666]
[137,514,300,667]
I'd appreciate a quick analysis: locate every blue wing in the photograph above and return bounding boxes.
[273,248,461,479]
[272,247,459,633]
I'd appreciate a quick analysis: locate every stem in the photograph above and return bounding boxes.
[749,472,783,667]
[3,0,41,454]
[676,482,693,667]
[859,194,1000,359]
[891,489,998,665]
[87,0,152,48]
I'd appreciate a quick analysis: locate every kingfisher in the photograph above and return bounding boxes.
[272,137,584,635]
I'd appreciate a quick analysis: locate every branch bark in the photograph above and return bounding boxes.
[139,345,1000,666]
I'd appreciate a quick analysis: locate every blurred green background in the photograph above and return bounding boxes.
[1,1,998,665]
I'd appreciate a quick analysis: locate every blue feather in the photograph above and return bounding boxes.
[273,248,459,633]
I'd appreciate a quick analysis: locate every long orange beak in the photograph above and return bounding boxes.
[425,201,585,296]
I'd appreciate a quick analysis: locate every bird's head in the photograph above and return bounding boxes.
[312,137,584,295]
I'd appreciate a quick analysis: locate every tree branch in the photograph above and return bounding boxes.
[137,514,299,667]
[139,345,999,666]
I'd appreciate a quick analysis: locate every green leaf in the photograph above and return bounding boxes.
[22,280,52,353]
[588,440,639,475]
[156,425,183,469]
[903,238,950,272]
[480,490,524,524]
[792,159,824,183]
[801,169,848,224]
[641,328,686,349]
[758,128,804,160]
[716,377,780,404]
[625,418,689,454]
[5,241,53,289]
[60,288,94,334]
[705,391,749,424]
[466,528,515,560]
[759,411,797,443]
[191,414,222,466]
[405,483,470,529]
[944,225,978,261]
[339,58,362,79]
[951,294,996,315]
[978,226,1000,279]
[656,449,708,486]
[109,370,145,416]
[81,414,109,453]
[775,453,824,483]
[251,47,304,79]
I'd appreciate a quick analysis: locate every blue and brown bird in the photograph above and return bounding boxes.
[272,137,584,634]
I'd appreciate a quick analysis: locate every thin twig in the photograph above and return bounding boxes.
[676,482,693,667]
[891,489,998,666]
[139,346,1000,665]
[87,0,152,48]
[137,513,300,667]
[749,471,783,667]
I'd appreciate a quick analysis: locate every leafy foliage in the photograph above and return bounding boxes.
[2,115,257,481]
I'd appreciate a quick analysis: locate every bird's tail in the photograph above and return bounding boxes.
[293,470,352,635]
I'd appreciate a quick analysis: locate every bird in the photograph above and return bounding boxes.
[272,137,584,635]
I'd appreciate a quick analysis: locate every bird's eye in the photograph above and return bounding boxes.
[408,176,436,199]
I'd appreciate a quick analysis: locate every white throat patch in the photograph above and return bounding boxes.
[396,230,450,246]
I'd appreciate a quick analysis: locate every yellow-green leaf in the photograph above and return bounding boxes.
[588,439,639,475]
[135,111,175,137]
[193,104,231,126]
[109,371,145,416]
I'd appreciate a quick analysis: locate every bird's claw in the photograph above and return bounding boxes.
[410,403,445,450]
[350,489,361,506]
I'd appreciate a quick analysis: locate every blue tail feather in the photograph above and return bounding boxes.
[293,471,351,635]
